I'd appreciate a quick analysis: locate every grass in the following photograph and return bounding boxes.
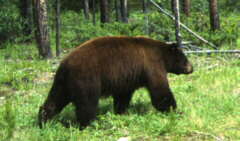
[0,44,240,141]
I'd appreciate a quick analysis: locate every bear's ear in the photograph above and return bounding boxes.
[166,42,178,49]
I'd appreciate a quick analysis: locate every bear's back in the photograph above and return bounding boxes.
[61,36,169,80]
[62,37,151,68]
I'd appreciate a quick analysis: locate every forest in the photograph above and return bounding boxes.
[0,0,240,140]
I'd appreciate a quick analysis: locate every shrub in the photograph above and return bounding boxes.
[0,0,23,47]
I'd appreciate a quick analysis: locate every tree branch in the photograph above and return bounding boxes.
[149,0,217,49]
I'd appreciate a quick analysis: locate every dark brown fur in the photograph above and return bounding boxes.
[38,36,193,128]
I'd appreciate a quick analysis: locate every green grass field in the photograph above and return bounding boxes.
[0,44,240,141]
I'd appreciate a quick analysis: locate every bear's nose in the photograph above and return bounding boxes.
[185,64,193,74]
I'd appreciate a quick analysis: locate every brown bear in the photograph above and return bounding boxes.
[38,36,193,128]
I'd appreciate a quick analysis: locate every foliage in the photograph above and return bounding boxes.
[1,0,239,49]
[56,3,240,49]
[219,0,240,12]
[133,11,240,47]
[57,9,239,49]
[179,13,240,47]
[0,44,54,90]
[59,11,146,48]
[0,100,16,141]
[0,0,23,46]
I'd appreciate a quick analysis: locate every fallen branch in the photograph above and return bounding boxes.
[184,50,240,54]
[149,0,216,49]
[191,131,224,141]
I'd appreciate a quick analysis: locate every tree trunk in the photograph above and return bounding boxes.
[33,0,52,59]
[120,0,128,23]
[209,0,220,31]
[19,0,33,40]
[183,0,190,16]
[100,0,109,23]
[92,0,96,25]
[56,0,61,56]
[115,0,121,22]
[84,0,90,20]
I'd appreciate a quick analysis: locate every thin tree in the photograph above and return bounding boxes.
[84,0,90,20]
[56,0,61,56]
[100,0,110,23]
[19,0,33,41]
[142,0,147,12]
[173,0,182,48]
[120,0,128,23]
[92,0,96,25]
[171,0,174,13]
[33,0,52,59]
[115,0,121,21]
[142,0,149,35]
[209,0,220,31]
[183,0,190,16]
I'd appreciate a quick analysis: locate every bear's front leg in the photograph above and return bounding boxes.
[147,71,177,112]
[74,98,99,129]
[71,81,100,129]
[113,89,134,114]
[149,86,177,112]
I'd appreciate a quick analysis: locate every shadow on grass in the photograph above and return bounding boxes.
[128,102,151,115]
[47,101,151,128]
[37,100,181,130]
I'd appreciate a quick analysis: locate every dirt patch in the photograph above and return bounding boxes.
[0,84,17,97]
[0,85,17,105]
[34,72,54,85]
[0,90,11,97]
[233,87,240,97]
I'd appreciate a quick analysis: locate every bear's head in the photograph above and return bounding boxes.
[163,43,193,75]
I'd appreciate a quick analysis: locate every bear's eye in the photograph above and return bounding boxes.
[170,47,178,52]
